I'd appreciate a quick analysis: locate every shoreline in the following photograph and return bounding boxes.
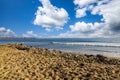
[0,43,120,79]
[1,41,120,58]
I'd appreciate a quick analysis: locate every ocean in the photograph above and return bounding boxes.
[0,38,120,57]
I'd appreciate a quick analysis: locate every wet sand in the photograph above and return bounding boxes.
[0,43,120,80]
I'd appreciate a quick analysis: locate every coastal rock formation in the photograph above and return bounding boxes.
[0,44,120,80]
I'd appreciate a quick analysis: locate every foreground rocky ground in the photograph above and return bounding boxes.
[0,43,120,80]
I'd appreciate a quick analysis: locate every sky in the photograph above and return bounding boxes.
[0,0,120,38]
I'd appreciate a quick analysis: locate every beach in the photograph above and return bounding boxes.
[0,43,120,80]
[1,38,120,58]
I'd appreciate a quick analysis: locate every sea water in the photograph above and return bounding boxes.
[0,38,120,57]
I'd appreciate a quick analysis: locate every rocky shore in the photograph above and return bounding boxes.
[0,43,120,80]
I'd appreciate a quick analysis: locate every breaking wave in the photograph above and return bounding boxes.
[52,42,120,47]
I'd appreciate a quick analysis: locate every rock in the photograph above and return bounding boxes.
[0,44,120,80]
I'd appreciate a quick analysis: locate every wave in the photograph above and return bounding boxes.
[52,42,120,47]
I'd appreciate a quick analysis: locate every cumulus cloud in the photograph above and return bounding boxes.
[76,7,87,18]
[68,0,120,37]
[60,22,105,38]
[70,22,105,32]
[56,26,115,38]
[74,0,98,17]
[74,0,98,8]
[22,31,41,38]
[33,0,69,30]
[0,27,16,37]
[70,22,94,32]
[92,0,120,32]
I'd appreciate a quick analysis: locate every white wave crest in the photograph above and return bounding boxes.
[52,42,120,47]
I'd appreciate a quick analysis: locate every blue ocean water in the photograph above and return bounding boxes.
[0,38,120,57]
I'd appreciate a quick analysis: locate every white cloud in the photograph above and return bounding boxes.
[22,31,41,38]
[92,0,120,32]
[56,27,116,38]
[45,28,51,32]
[33,0,69,30]
[0,27,16,37]
[74,0,98,8]
[53,32,99,38]
[74,0,99,18]
[68,21,106,37]
[70,22,94,32]
[66,0,120,38]
[76,7,87,18]
[56,19,119,38]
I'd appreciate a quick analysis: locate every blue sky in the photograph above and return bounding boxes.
[0,0,120,38]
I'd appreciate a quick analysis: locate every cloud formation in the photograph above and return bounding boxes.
[76,7,87,18]
[70,21,94,32]
[92,0,120,32]
[74,0,98,8]
[0,27,16,37]
[67,0,120,38]
[34,0,69,30]
[22,31,41,38]
[74,0,98,18]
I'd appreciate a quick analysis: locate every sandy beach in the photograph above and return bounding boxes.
[0,43,120,80]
